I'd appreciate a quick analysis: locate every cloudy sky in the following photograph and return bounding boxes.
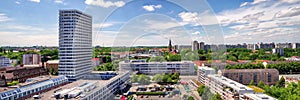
[0,0,299,46]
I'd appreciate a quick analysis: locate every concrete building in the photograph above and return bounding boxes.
[207,75,254,100]
[0,56,11,67]
[58,9,93,81]
[38,71,130,100]
[247,44,258,51]
[242,93,277,100]
[257,42,275,49]
[0,76,69,100]
[197,66,215,86]
[192,40,199,51]
[22,54,41,65]
[272,48,284,56]
[119,61,195,75]
[218,69,279,85]
[293,43,300,49]
[174,45,192,51]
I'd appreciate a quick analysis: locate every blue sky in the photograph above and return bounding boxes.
[0,0,299,46]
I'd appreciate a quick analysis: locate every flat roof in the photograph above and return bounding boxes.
[208,75,253,92]
[120,61,193,64]
[198,66,215,71]
[243,93,277,100]
[34,71,129,100]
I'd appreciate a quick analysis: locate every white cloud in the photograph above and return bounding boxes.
[280,0,300,3]
[192,31,200,35]
[142,5,162,11]
[28,0,40,3]
[240,2,248,7]
[178,11,219,26]
[85,0,125,8]
[15,1,21,4]
[54,0,64,4]
[0,13,11,22]
[251,0,268,4]
[274,6,300,18]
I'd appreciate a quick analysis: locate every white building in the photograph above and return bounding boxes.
[119,61,195,75]
[0,56,11,67]
[58,9,93,81]
[197,66,215,86]
[272,48,284,56]
[42,71,130,100]
[0,76,69,100]
[22,54,40,65]
[293,43,300,49]
[242,93,277,100]
[207,75,254,100]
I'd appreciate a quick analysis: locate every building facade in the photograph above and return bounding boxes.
[197,66,215,86]
[192,40,199,51]
[58,9,93,81]
[0,56,11,67]
[219,69,279,85]
[22,54,40,65]
[293,43,300,49]
[119,61,195,75]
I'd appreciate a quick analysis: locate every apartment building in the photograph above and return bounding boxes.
[0,56,11,67]
[22,54,40,65]
[197,66,215,86]
[218,69,279,85]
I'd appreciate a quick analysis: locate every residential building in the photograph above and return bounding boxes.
[293,43,300,49]
[199,42,205,50]
[218,69,279,85]
[257,42,275,49]
[242,93,277,100]
[285,56,300,61]
[46,60,59,72]
[192,40,199,51]
[0,76,69,100]
[22,54,41,65]
[247,44,258,51]
[58,9,93,81]
[119,61,195,75]
[174,45,192,51]
[0,56,11,67]
[38,71,130,100]
[0,66,48,86]
[207,75,254,100]
[197,66,215,86]
[272,48,284,56]
[276,43,292,48]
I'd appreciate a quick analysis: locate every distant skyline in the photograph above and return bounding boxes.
[0,0,299,46]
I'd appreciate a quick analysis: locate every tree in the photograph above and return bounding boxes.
[249,80,255,85]
[162,74,169,82]
[187,96,195,100]
[152,74,163,83]
[168,54,181,61]
[131,75,138,83]
[212,93,222,100]
[149,56,167,62]
[276,76,285,87]
[258,81,265,88]
[167,77,173,83]
[197,85,206,96]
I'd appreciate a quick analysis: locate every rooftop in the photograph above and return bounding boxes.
[243,93,277,100]
[208,74,254,92]
[47,60,59,64]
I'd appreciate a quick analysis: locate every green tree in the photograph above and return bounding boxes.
[168,54,181,61]
[167,77,173,83]
[162,74,169,82]
[249,80,255,85]
[212,93,222,100]
[197,85,206,96]
[258,81,265,88]
[276,76,285,87]
[149,56,167,62]
[152,74,163,83]
[187,96,195,100]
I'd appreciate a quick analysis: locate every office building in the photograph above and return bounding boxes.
[58,9,93,81]
[0,76,69,100]
[0,56,11,67]
[257,42,275,49]
[22,54,40,65]
[218,69,279,85]
[276,43,292,48]
[197,66,215,86]
[207,75,254,100]
[199,42,205,50]
[39,71,130,100]
[119,61,195,75]
[192,40,199,51]
[247,44,258,51]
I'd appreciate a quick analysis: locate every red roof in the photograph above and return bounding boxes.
[92,58,99,61]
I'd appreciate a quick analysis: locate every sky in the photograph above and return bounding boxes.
[0,0,299,46]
